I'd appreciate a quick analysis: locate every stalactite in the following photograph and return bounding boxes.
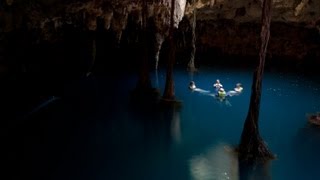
[162,0,176,101]
[152,3,171,70]
[131,0,160,107]
[103,11,113,30]
[294,0,309,17]
[135,0,152,90]
[210,0,215,7]
[154,33,164,70]
[111,7,128,45]
[187,8,197,72]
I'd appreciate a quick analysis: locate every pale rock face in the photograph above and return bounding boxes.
[175,0,187,28]
[185,0,320,24]
[294,0,309,16]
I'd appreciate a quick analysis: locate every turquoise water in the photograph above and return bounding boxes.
[7,67,320,180]
[151,67,320,179]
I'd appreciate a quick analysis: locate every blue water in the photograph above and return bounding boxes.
[6,67,320,180]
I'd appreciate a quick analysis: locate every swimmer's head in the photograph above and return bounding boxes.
[216,79,220,83]
[236,83,242,87]
[219,88,225,92]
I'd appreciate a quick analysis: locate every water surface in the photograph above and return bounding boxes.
[6,67,320,180]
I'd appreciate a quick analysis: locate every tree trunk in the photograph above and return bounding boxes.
[238,0,274,163]
[162,0,176,100]
[136,0,151,90]
[130,0,161,108]
[187,9,197,72]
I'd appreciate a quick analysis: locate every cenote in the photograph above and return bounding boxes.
[3,66,320,180]
[1,0,320,180]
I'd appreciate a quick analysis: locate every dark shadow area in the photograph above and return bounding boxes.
[2,74,133,180]
[239,161,272,180]
[292,124,320,179]
[128,104,186,180]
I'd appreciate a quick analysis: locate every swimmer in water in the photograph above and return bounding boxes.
[227,83,243,97]
[189,81,196,90]
[213,79,223,92]
[218,88,227,98]
[189,81,210,94]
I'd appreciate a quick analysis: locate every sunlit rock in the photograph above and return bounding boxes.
[294,0,309,17]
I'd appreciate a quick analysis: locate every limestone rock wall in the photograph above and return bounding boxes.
[0,0,319,73]
[186,0,320,24]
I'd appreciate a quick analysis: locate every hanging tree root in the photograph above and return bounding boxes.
[187,64,198,72]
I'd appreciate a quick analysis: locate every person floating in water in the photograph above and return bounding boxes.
[234,83,243,92]
[216,88,231,106]
[227,83,243,97]
[217,88,227,98]
[189,81,210,93]
[207,84,232,106]
[213,79,223,92]
[189,81,196,90]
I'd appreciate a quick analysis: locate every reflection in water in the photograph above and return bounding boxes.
[190,143,239,180]
[238,161,272,180]
[155,70,160,88]
[26,96,60,117]
[189,71,194,82]
[170,108,181,143]
[292,124,320,178]
[8,69,320,180]
[132,103,182,151]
